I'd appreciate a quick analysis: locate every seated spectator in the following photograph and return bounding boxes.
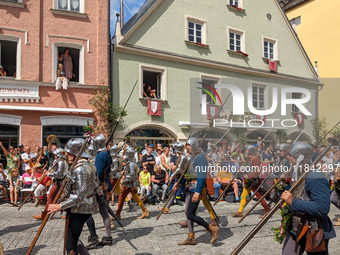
[55,63,68,90]
[212,177,221,201]
[31,163,51,207]
[216,164,240,202]
[143,84,157,99]
[231,152,240,170]
[151,165,168,202]
[0,163,8,199]
[0,65,6,77]
[37,147,48,170]
[8,168,20,206]
[155,147,163,166]
[262,146,274,166]
[22,168,33,188]
[139,166,151,201]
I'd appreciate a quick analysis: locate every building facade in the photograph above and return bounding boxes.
[112,0,320,147]
[0,0,109,164]
[282,0,340,130]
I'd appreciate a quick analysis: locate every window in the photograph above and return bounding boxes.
[229,0,239,7]
[201,77,219,105]
[188,21,202,44]
[2,0,22,2]
[54,0,84,13]
[263,37,278,60]
[140,64,167,101]
[0,40,18,78]
[292,93,302,113]
[252,85,266,109]
[43,126,84,147]
[229,32,242,52]
[52,42,84,84]
[185,16,207,45]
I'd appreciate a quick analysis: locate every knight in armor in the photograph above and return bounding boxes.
[33,148,68,220]
[280,142,336,255]
[115,146,149,220]
[231,145,270,218]
[108,144,123,204]
[47,138,100,255]
[85,134,113,249]
[176,137,219,245]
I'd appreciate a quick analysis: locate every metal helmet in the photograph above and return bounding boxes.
[94,134,106,152]
[65,138,91,158]
[278,143,289,152]
[246,145,257,155]
[53,148,64,157]
[126,146,135,161]
[87,144,96,157]
[286,142,314,163]
[110,145,119,156]
[187,137,199,152]
[174,142,184,154]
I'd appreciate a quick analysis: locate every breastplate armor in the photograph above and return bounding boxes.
[60,159,99,214]
[110,156,122,179]
[48,158,68,182]
[122,161,138,188]
[173,154,189,177]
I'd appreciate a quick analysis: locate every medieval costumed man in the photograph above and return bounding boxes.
[330,166,340,226]
[231,145,270,218]
[115,146,149,219]
[33,148,68,220]
[176,137,219,245]
[47,138,100,255]
[85,134,113,249]
[280,142,336,255]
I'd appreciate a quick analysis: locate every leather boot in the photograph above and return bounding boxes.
[114,211,121,220]
[178,233,196,245]
[206,224,219,244]
[334,218,340,226]
[137,208,149,219]
[177,221,188,228]
[210,219,218,226]
[159,207,170,214]
[230,212,243,217]
[33,211,47,220]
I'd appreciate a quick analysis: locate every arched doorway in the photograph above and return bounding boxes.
[288,132,311,143]
[192,128,233,149]
[127,127,176,147]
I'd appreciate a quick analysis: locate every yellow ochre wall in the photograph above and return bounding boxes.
[285,0,340,128]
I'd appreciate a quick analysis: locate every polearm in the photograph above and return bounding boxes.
[158,127,194,220]
[18,155,63,211]
[213,167,240,206]
[213,128,231,146]
[243,127,306,210]
[106,79,138,147]
[231,133,340,255]
[26,137,90,255]
[316,120,340,145]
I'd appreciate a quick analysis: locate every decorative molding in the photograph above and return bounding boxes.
[123,120,178,139]
[40,116,94,126]
[0,26,29,45]
[184,40,209,49]
[0,113,22,126]
[45,35,91,53]
[50,9,88,19]
[0,0,25,9]
[115,44,320,86]
[0,105,93,113]
[226,5,246,12]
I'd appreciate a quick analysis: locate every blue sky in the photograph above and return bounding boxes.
[110,0,147,35]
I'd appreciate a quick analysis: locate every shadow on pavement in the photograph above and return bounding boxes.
[0,222,41,237]
[5,244,46,255]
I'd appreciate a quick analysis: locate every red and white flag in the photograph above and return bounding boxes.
[147,100,161,116]
[207,105,219,120]
[257,115,266,124]
[296,113,304,124]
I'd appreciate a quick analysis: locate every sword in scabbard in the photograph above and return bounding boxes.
[231,132,340,255]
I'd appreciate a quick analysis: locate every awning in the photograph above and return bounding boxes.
[179,121,288,130]
[0,105,93,113]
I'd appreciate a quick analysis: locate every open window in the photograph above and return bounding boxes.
[140,64,167,101]
[0,40,17,78]
[292,93,302,113]
[200,77,219,105]
[53,42,84,84]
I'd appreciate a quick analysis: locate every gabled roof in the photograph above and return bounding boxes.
[121,0,159,36]
[280,0,312,11]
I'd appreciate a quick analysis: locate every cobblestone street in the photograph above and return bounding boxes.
[1,201,339,255]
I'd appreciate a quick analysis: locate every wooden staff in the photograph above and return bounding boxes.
[18,156,62,211]
[230,134,340,255]
[26,140,89,255]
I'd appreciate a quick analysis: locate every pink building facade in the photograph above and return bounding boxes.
[0,0,109,160]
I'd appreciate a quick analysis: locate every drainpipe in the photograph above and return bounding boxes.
[314,61,323,119]
[108,0,112,98]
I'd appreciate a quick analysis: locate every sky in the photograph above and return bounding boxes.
[110,0,147,35]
